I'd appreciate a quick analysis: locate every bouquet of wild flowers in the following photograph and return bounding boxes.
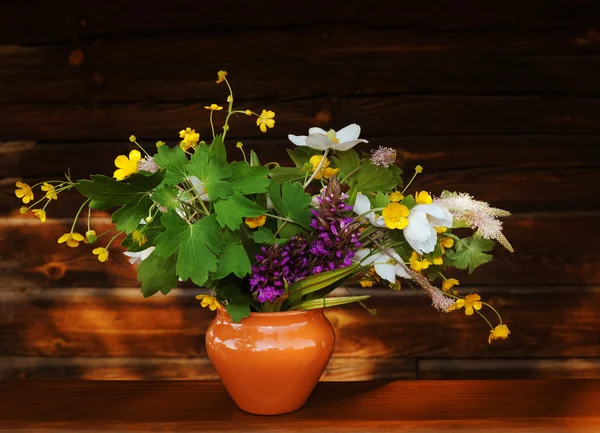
[16,71,512,344]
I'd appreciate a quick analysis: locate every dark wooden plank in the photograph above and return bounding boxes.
[1,0,599,44]
[0,380,599,433]
[0,356,415,381]
[2,286,599,359]
[419,358,600,380]
[3,96,600,141]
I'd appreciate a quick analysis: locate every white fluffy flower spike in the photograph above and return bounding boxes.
[288,124,368,151]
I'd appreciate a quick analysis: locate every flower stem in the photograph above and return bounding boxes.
[265,213,294,223]
[209,110,215,139]
[475,310,495,330]
[132,140,151,158]
[340,166,361,185]
[105,231,124,248]
[401,169,421,195]
[70,199,91,232]
[303,149,329,189]
[482,302,504,325]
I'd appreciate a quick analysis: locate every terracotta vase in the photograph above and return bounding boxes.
[205,308,336,415]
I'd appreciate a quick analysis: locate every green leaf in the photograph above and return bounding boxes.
[153,146,189,185]
[214,235,252,279]
[446,236,496,274]
[111,195,153,234]
[121,217,165,252]
[452,219,471,229]
[252,227,280,245]
[214,194,265,230]
[249,150,261,167]
[210,134,227,161]
[374,191,390,209]
[268,181,313,229]
[189,145,232,200]
[76,170,165,209]
[389,165,404,189]
[295,295,371,310]
[332,149,361,182]
[138,252,179,297]
[151,185,180,211]
[287,147,321,167]
[229,162,270,195]
[401,194,416,210]
[269,166,306,183]
[352,161,396,194]
[287,264,362,303]
[226,298,251,322]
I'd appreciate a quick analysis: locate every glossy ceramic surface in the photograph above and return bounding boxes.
[205,308,336,415]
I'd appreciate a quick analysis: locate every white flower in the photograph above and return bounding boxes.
[404,204,453,254]
[354,248,411,283]
[288,123,368,151]
[353,193,386,227]
[188,176,210,201]
[123,246,155,265]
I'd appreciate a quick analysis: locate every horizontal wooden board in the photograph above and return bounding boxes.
[1,213,599,289]
[419,358,600,380]
[2,286,599,359]
[1,1,599,45]
[3,96,600,141]
[0,356,415,381]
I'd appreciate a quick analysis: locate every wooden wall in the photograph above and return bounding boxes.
[1,1,600,381]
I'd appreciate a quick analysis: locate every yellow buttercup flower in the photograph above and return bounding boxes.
[389,191,404,202]
[58,232,85,248]
[113,150,141,181]
[382,203,410,229]
[359,279,374,288]
[321,167,340,179]
[32,209,46,222]
[409,251,431,272]
[435,226,447,234]
[156,141,165,148]
[310,155,331,169]
[15,181,34,204]
[196,294,222,311]
[256,110,275,133]
[245,215,267,229]
[132,230,148,246]
[179,127,200,151]
[204,104,223,111]
[432,256,443,265]
[442,278,459,292]
[455,293,483,316]
[415,191,432,205]
[447,302,458,312]
[488,324,511,344]
[440,237,454,253]
[216,70,228,84]
[41,183,58,200]
[92,247,109,262]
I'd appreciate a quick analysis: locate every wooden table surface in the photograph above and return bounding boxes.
[1,380,599,432]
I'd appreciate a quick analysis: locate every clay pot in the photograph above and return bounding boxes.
[205,308,335,415]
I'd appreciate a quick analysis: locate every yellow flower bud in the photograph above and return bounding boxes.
[216,70,228,84]
[156,141,165,148]
[236,142,244,149]
[19,206,28,214]
[415,165,423,173]
[245,109,252,116]
[227,95,233,103]
[145,216,153,223]
[129,135,137,142]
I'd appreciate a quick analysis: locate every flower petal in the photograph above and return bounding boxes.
[288,134,308,146]
[333,139,368,151]
[336,123,361,143]
[404,210,438,254]
[415,204,453,228]
[353,193,371,215]
[374,262,397,283]
[305,134,332,150]
[308,127,328,136]
[114,155,130,169]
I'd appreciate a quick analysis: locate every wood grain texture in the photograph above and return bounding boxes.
[0,380,599,432]
[2,286,599,359]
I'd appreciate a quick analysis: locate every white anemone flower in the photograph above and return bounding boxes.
[288,123,368,151]
[404,204,453,255]
[353,193,386,227]
[123,246,155,265]
[353,248,411,283]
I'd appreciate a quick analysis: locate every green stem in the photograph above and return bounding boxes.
[87,207,92,232]
[105,231,124,248]
[209,110,215,139]
[70,199,91,232]
[482,302,504,325]
[401,169,421,195]
[132,140,151,158]
[475,310,495,330]
[265,213,294,223]
[274,221,288,237]
[340,165,361,185]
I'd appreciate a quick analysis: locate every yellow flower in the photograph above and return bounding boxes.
[447,302,458,312]
[19,206,28,214]
[245,109,252,116]
[389,191,404,202]
[256,109,275,133]
[156,141,165,148]
[113,150,142,181]
[129,135,137,142]
[196,294,222,311]
[321,167,340,179]
[455,293,483,316]
[382,203,410,229]
[32,209,46,222]
[41,182,58,200]
[132,230,148,246]
[179,127,200,151]
[359,279,374,288]
[236,142,244,149]
[309,155,339,179]
[204,104,223,111]
[415,191,432,205]
[409,251,431,272]
[442,278,459,292]
[245,215,267,229]
[57,232,85,248]
[435,226,447,234]
[216,70,228,84]
[86,230,97,244]
[310,155,331,169]
[93,247,109,263]
[488,324,511,344]
[15,181,34,204]
[432,256,443,265]
[440,237,454,253]
[415,165,423,173]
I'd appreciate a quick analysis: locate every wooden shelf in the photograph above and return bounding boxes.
[1,380,599,432]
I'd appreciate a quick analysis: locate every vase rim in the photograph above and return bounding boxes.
[216,307,323,318]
